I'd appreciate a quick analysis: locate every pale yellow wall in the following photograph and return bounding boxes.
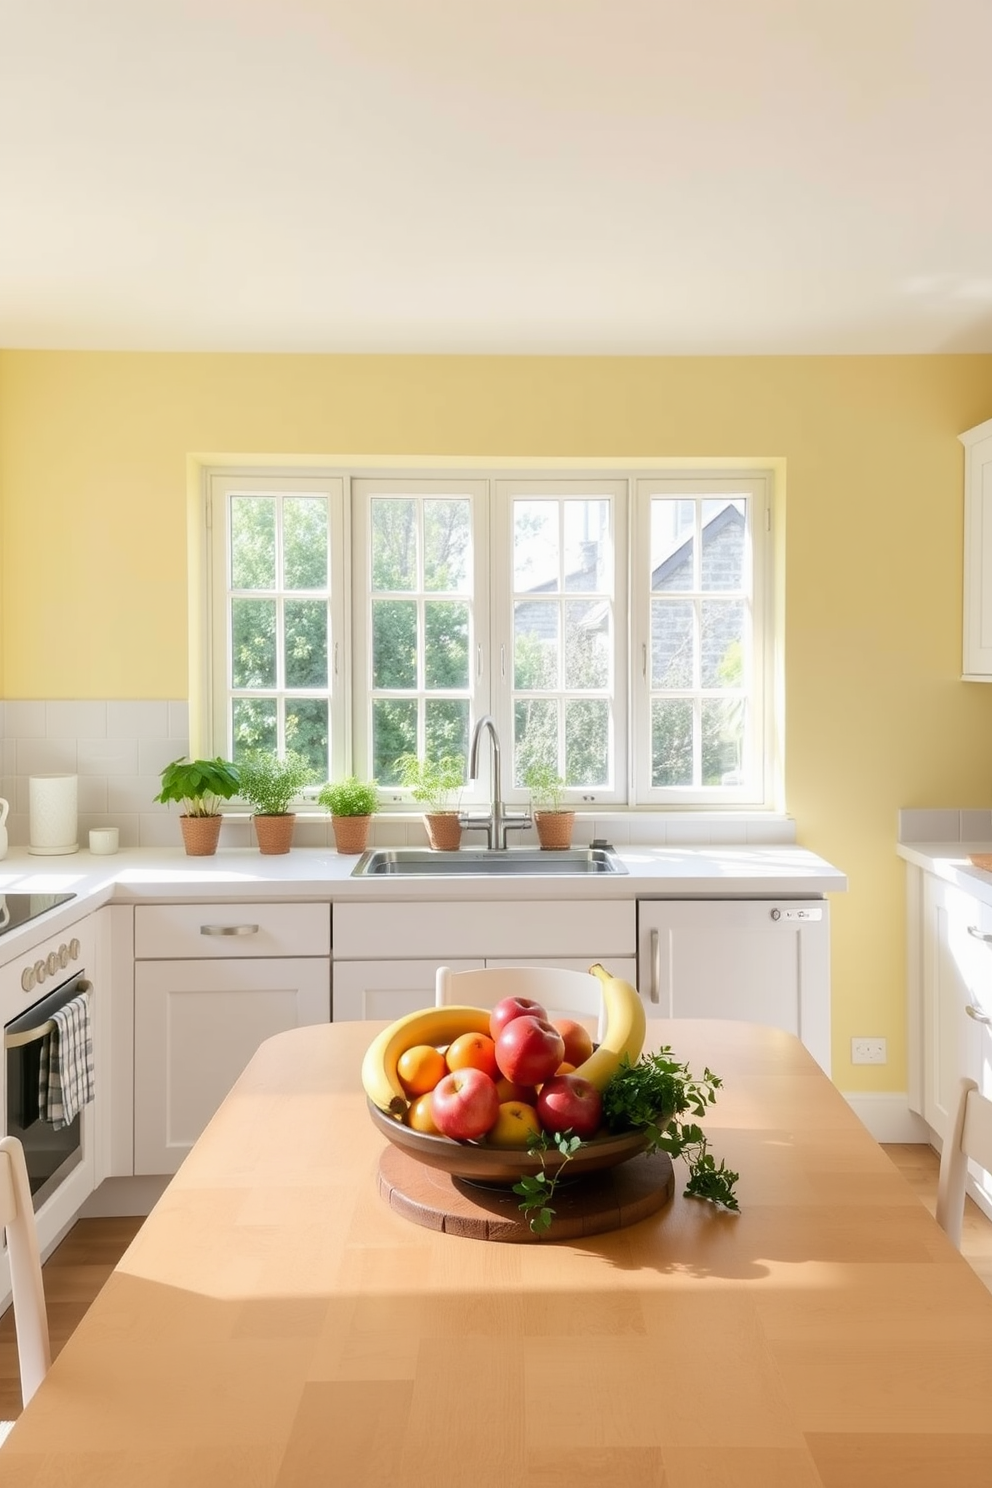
[1,349,991,1090]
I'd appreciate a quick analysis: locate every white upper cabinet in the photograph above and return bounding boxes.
[961,418,992,680]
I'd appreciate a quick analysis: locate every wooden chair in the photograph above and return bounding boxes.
[0,1136,51,1428]
[435,965,605,1040]
[935,1077,992,1249]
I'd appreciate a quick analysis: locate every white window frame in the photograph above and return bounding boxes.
[351,476,491,808]
[630,472,773,807]
[493,477,628,807]
[205,472,348,782]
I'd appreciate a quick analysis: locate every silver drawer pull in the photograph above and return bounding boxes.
[200,923,259,937]
[966,925,992,944]
[966,1003,992,1026]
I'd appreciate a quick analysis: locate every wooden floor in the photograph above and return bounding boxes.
[0,1145,990,1426]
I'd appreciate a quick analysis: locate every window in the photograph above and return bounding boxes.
[203,466,773,808]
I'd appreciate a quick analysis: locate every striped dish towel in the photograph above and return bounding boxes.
[38,993,94,1130]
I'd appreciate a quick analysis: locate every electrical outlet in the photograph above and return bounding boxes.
[851,1037,887,1065]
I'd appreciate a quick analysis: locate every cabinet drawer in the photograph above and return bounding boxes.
[134,902,330,959]
[334,900,634,960]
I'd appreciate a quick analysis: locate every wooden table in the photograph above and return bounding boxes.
[5,1019,992,1487]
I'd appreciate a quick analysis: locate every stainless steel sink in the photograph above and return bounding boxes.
[351,846,627,877]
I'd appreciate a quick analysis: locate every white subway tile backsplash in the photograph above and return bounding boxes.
[77,738,139,776]
[4,702,46,737]
[138,738,189,778]
[107,701,171,738]
[47,701,107,738]
[960,809,992,841]
[168,701,190,738]
[77,776,109,813]
[16,739,78,775]
[108,775,165,814]
[897,808,964,842]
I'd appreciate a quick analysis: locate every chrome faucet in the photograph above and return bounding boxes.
[462,715,531,850]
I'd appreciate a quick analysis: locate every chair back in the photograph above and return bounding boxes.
[935,1077,992,1249]
[435,965,605,1040]
[0,1136,51,1408]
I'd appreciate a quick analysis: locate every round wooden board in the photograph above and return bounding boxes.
[377,1144,675,1243]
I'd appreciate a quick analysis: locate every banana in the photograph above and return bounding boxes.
[361,1004,492,1118]
[571,963,647,1091]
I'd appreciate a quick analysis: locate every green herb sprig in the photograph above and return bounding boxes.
[512,1131,582,1236]
[601,1049,740,1211]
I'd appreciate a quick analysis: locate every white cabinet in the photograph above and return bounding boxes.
[637,899,831,1073]
[332,900,635,1021]
[961,416,992,680]
[133,902,330,1174]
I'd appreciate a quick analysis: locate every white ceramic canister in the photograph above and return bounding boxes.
[0,797,8,860]
[28,774,79,855]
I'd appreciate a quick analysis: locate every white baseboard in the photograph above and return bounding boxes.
[842,1092,931,1143]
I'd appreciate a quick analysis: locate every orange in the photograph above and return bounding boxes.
[396,1043,447,1096]
[406,1092,441,1134]
[445,1031,499,1080]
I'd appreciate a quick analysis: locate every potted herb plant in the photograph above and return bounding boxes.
[237,750,317,855]
[396,753,465,851]
[154,756,241,856]
[318,776,379,855]
[523,761,575,850]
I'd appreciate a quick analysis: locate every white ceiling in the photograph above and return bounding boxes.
[3,0,992,355]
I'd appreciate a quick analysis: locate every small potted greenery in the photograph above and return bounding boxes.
[154,756,241,856]
[318,776,379,855]
[523,761,574,850]
[396,753,465,851]
[237,750,317,854]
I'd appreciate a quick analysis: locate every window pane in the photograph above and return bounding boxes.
[425,701,469,769]
[424,601,469,689]
[650,499,695,593]
[284,497,328,590]
[514,602,559,689]
[232,698,277,759]
[701,498,745,592]
[372,600,417,689]
[700,599,743,688]
[514,500,559,592]
[424,499,470,593]
[565,601,610,690]
[651,599,694,689]
[372,699,417,783]
[231,496,276,590]
[514,698,558,785]
[564,499,609,593]
[286,699,329,777]
[652,699,693,787]
[284,600,328,688]
[232,598,276,688]
[371,497,417,591]
[565,698,609,786]
[702,697,746,787]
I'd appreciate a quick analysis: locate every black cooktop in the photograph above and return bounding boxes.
[0,892,76,937]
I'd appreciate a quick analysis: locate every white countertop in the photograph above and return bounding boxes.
[897,838,992,906]
[0,842,848,961]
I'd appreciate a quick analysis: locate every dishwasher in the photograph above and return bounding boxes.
[636,898,831,1073]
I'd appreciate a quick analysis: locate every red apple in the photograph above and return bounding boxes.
[536,1073,603,1140]
[489,995,548,1042]
[495,1015,565,1086]
[431,1067,501,1141]
[553,1018,595,1068]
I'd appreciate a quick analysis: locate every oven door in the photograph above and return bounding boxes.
[5,972,91,1211]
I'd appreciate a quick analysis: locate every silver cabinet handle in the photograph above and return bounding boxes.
[650,927,661,1004]
[966,925,992,944]
[966,1003,992,1025]
[200,923,259,937]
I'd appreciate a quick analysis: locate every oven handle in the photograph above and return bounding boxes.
[4,979,92,1050]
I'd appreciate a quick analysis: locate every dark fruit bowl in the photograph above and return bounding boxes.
[367,1097,649,1185]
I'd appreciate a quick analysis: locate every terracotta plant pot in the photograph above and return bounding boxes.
[179,814,223,857]
[252,813,296,855]
[534,810,575,850]
[332,815,372,855]
[424,813,462,851]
